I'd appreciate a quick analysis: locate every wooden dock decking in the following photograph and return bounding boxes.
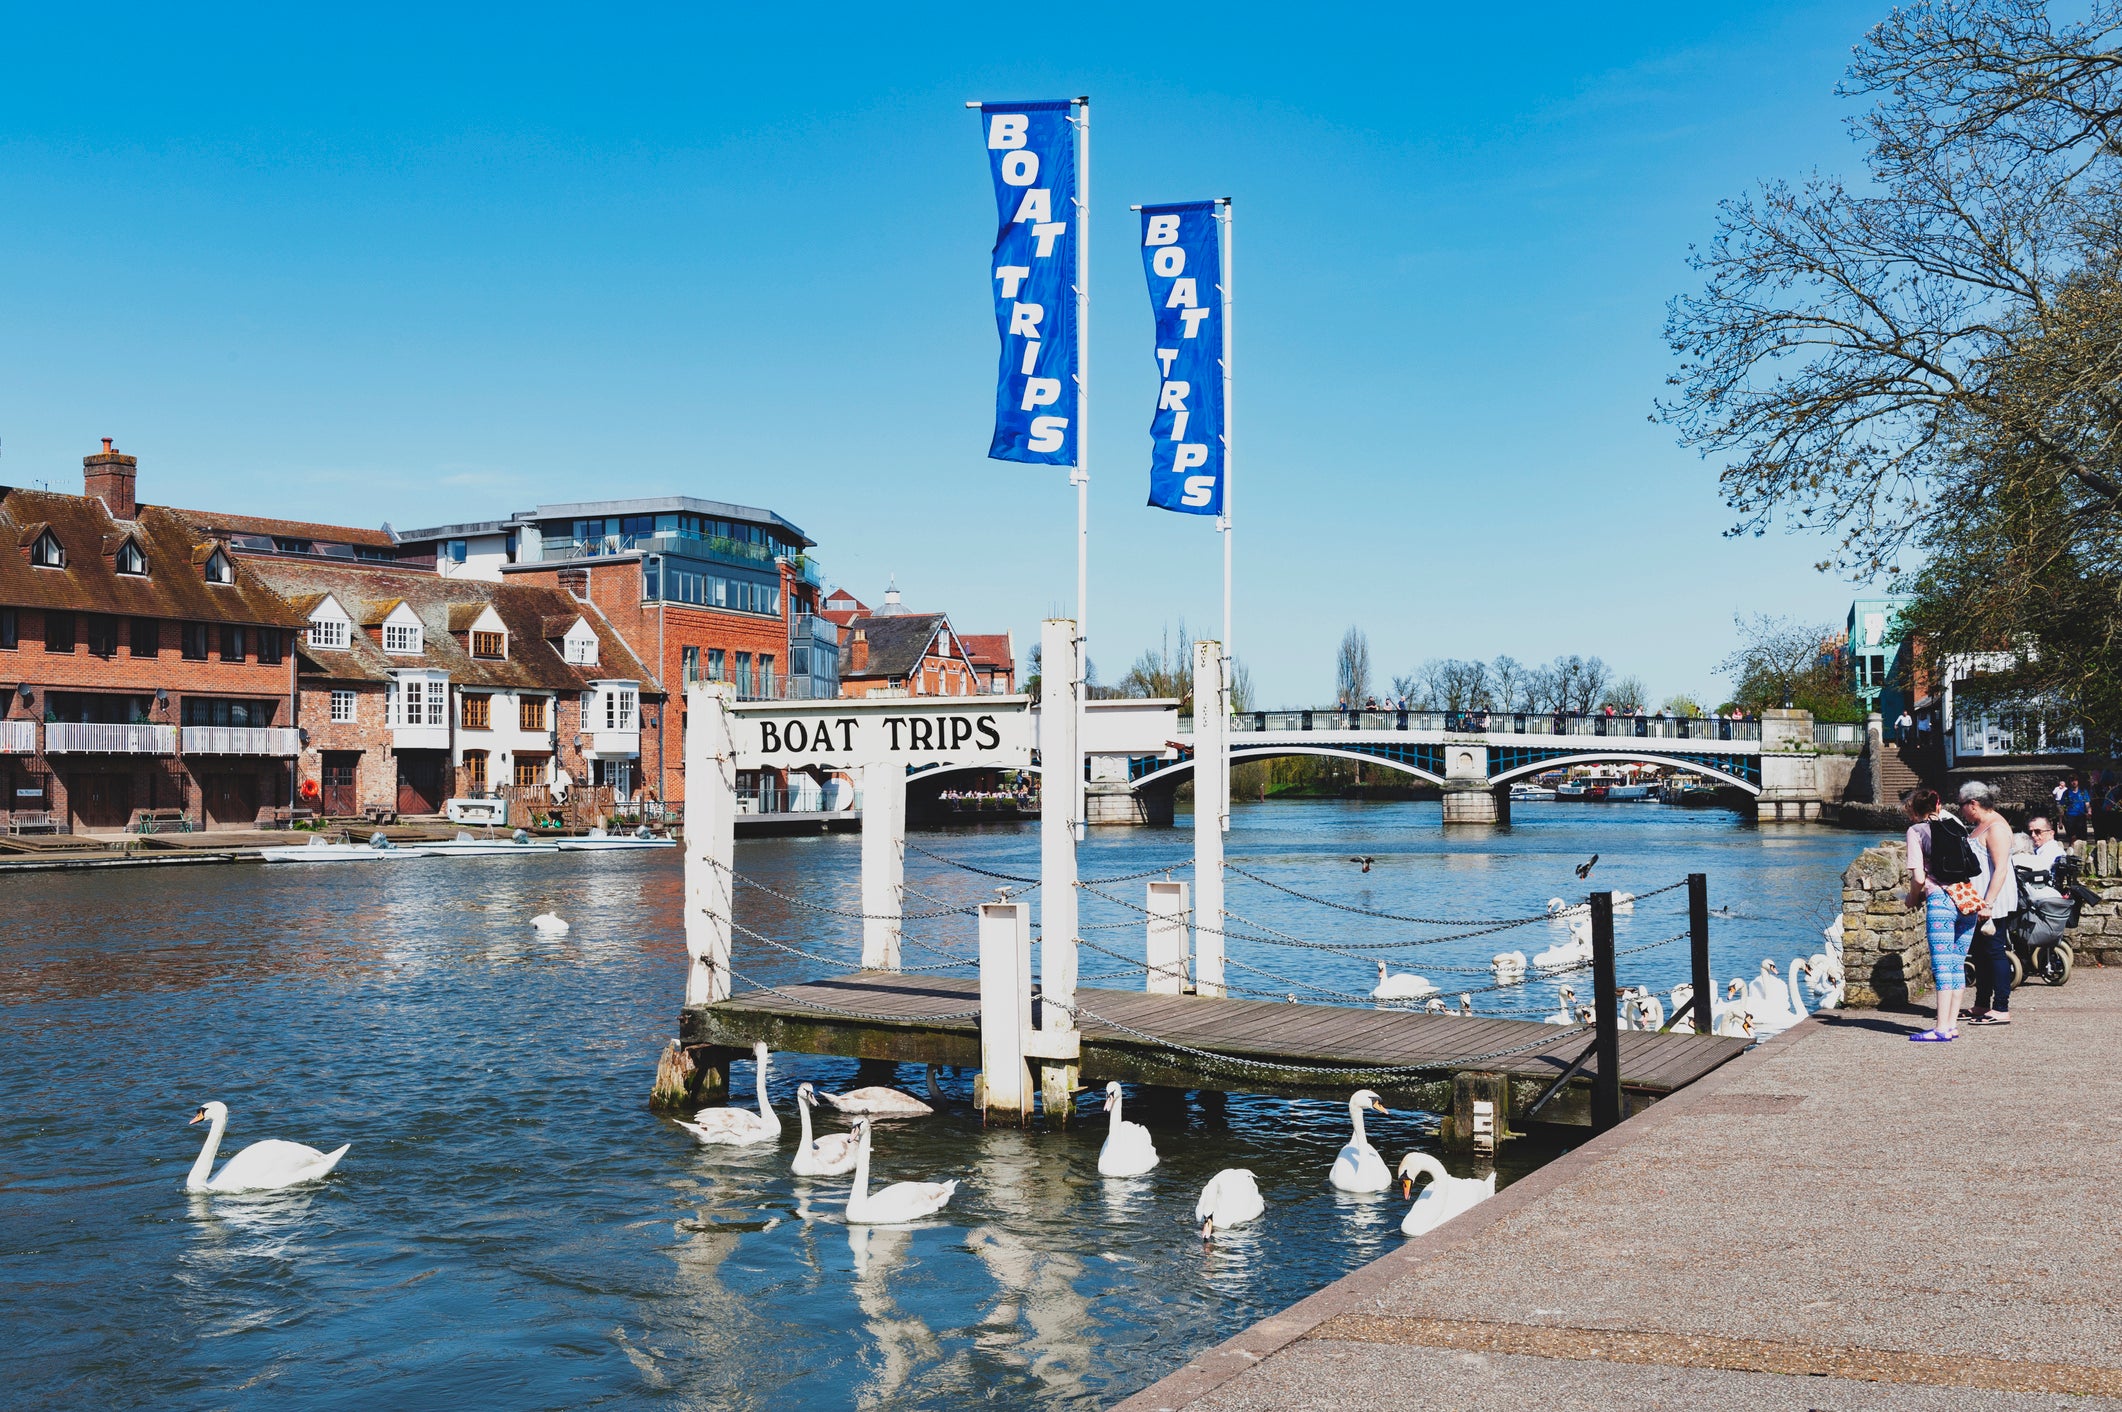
[681,972,1750,1127]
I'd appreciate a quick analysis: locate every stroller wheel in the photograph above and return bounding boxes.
[2009,950,2024,989]
[2038,942,2074,987]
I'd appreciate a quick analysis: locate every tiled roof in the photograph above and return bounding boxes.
[844,612,957,680]
[961,633,1013,670]
[0,487,309,627]
[246,560,660,694]
[165,506,398,549]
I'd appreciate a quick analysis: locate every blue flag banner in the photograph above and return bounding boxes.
[981,101,1078,466]
[1140,201,1223,514]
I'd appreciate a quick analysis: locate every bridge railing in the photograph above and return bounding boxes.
[1212,709,1762,742]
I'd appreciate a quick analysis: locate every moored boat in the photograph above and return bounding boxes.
[555,826,676,852]
[259,833,432,863]
[420,828,561,856]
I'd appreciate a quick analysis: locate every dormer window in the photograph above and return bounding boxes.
[471,630,505,660]
[310,619,348,650]
[384,622,423,655]
[562,620,599,667]
[203,549,233,584]
[116,540,147,576]
[30,531,64,569]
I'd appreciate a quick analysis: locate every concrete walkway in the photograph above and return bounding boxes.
[1117,971,2122,1411]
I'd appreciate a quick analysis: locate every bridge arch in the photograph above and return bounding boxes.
[1131,744,1446,793]
[1487,751,1761,795]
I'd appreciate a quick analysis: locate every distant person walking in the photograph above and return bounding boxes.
[2063,776,2092,842]
[1895,708,1913,744]
[1959,782,2018,1026]
[1904,787,1980,1042]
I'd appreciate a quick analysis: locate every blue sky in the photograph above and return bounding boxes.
[0,2,1893,705]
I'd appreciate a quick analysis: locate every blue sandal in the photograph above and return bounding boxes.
[1909,1029,1956,1042]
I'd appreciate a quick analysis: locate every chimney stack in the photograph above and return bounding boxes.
[850,628,868,674]
[84,438,138,520]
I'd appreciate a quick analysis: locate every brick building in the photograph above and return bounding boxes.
[962,633,1017,694]
[825,585,1014,697]
[396,497,834,803]
[0,443,310,832]
[246,561,661,821]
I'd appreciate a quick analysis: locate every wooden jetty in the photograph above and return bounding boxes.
[680,971,1750,1139]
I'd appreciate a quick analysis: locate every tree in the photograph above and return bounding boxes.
[1660,693,1707,717]
[1489,655,1527,713]
[1718,614,1863,720]
[1229,657,1255,713]
[1119,621,1193,706]
[1660,0,2122,737]
[1335,626,1373,706]
[1601,675,1649,714]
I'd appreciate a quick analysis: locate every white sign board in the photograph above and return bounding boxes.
[730,695,1033,769]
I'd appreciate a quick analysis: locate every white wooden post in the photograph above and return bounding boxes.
[978,900,1033,1120]
[1145,879,1191,994]
[859,761,905,971]
[683,682,736,1007]
[1192,639,1226,997]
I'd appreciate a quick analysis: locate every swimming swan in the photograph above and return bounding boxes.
[792,1083,859,1177]
[1329,1089,1392,1192]
[185,1101,348,1194]
[1097,1081,1160,1176]
[530,912,570,934]
[677,1041,781,1146]
[1490,950,1528,982]
[818,1065,938,1117]
[1196,1168,1265,1240]
[846,1118,957,1224]
[1371,962,1438,1002]
[1396,1152,1496,1237]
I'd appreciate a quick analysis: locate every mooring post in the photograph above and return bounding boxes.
[1590,890,1621,1132]
[859,762,905,971]
[1191,639,1226,996]
[1035,619,1083,1119]
[683,682,736,1008]
[1688,872,1712,1035]
[1145,879,1191,994]
[978,900,1033,1123]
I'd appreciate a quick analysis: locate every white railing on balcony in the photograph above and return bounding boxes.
[44,722,177,754]
[180,726,303,757]
[0,719,36,754]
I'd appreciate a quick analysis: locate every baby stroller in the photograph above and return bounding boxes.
[1965,854,2099,989]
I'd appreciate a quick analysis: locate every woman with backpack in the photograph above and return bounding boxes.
[1904,787,1980,1042]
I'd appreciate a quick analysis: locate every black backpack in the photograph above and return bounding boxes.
[1927,814,1983,884]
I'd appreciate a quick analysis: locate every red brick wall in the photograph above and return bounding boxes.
[2,611,297,831]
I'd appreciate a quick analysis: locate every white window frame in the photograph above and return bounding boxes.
[386,671,449,727]
[383,622,423,655]
[330,689,357,723]
[204,550,232,584]
[603,686,638,731]
[116,540,147,576]
[310,618,349,650]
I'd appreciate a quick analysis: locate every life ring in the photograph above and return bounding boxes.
[299,777,321,800]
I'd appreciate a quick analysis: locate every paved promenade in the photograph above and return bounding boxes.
[1118,971,2122,1411]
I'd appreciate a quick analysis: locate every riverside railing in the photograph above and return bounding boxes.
[1203,710,1763,742]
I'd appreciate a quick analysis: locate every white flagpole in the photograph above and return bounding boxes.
[1072,95,1091,844]
[1218,197,1234,835]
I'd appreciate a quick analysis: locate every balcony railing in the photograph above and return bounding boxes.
[1204,709,1764,742]
[44,722,177,754]
[536,530,780,571]
[791,612,842,648]
[1,720,35,754]
[782,554,825,588]
[180,726,303,757]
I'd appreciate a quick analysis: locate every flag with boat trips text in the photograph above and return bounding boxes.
[1139,201,1224,514]
[980,101,1078,466]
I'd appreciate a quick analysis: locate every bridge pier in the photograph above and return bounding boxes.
[1755,707,1825,823]
[1441,782,1509,825]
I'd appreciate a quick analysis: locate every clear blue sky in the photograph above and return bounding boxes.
[0,2,1891,706]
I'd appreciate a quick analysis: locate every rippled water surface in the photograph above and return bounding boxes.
[1,801,1868,1409]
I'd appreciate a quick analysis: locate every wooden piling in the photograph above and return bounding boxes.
[649,1040,729,1111]
[1688,873,1713,1035]
[1443,1070,1512,1152]
[1590,892,1621,1132]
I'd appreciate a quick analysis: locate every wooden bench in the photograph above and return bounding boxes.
[128,807,192,835]
[6,809,59,835]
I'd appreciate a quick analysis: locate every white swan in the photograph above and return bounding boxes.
[792,1083,859,1177]
[1667,983,1698,1033]
[1424,996,1447,1013]
[1329,1089,1392,1192]
[676,1041,781,1146]
[1371,962,1438,1002]
[1544,985,1579,1025]
[846,1118,957,1224]
[1196,1168,1265,1240]
[1622,987,1664,1030]
[1396,1152,1496,1237]
[530,912,569,934]
[1546,897,1589,919]
[1610,891,1635,913]
[185,1101,348,1194]
[1533,924,1592,972]
[1745,959,1811,1037]
[818,1065,936,1117]
[1458,993,1475,1017]
[1096,1081,1160,1176]
[1490,950,1528,982]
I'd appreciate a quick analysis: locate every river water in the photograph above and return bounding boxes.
[2,801,1867,1410]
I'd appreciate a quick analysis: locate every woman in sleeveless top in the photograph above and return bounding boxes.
[1904,788,1972,1042]
[1960,782,2018,1025]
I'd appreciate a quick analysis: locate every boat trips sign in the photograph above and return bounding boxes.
[728,696,1034,769]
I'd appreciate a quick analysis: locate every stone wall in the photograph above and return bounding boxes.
[1839,838,2122,1004]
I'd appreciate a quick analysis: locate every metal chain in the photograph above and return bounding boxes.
[1225,863,1555,926]
[708,858,979,920]
[713,913,975,974]
[905,842,1039,885]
